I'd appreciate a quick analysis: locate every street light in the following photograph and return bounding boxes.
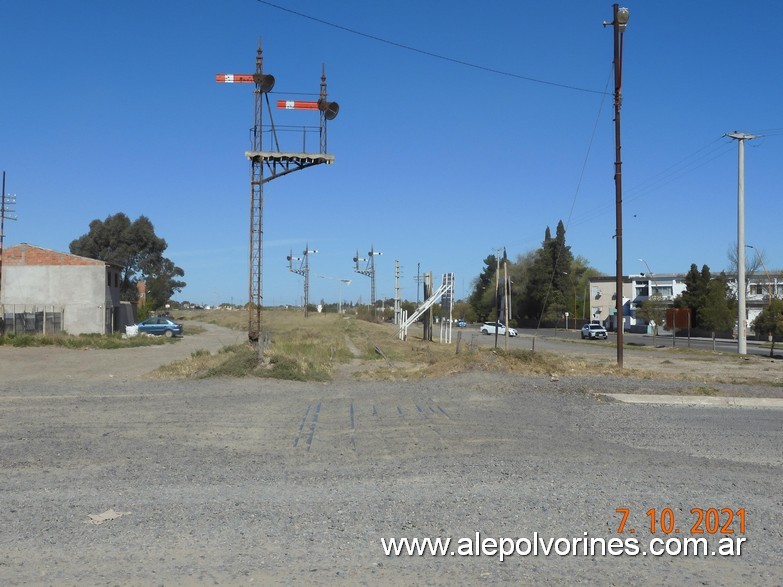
[604,4,630,368]
[746,245,774,304]
[318,275,352,314]
[638,258,656,295]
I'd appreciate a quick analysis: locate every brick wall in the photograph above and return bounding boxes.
[3,243,104,266]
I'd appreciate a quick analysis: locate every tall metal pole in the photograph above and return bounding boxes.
[606,4,629,368]
[416,262,421,305]
[0,171,16,329]
[249,44,265,352]
[369,247,376,311]
[0,171,6,326]
[725,131,757,354]
[303,244,310,318]
[0,171,6,312]
[494,248,500,349]
[394,259,401,324]
[503,256,509,350]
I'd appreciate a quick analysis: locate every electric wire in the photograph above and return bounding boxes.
[251,0,782,308]
[569,138,735,229]
[532,67,613,338]
[254,0,610,96]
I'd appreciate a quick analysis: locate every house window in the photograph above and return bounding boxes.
[651,285,673,297]
[635,283,649,297]
[114,273,119,288]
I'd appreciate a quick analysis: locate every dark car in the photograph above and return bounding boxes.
[136,316,183,338]
[456,319,467,327]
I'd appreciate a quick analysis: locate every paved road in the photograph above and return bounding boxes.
[1,359,781,584]
[458,325,777,358]
[567,329,774,357]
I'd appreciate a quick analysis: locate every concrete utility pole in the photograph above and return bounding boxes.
[725,131,758,355]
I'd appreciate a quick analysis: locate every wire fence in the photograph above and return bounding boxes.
[1,305,64,335]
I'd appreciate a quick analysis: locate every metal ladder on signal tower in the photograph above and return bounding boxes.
[399,272,454,341]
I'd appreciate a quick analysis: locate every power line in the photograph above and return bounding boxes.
[568,137,736,230]
[534,68,612,335]
[254,0,610,96]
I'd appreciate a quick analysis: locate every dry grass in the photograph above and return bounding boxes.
[154,310,355,380]
[155,309,783,386]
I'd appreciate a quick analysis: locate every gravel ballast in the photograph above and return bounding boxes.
[1,367,781,585]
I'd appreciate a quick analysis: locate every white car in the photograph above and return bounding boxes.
[581,323,608,340]
[480,322,518,337]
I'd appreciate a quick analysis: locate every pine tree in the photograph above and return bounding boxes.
[519,220,574,321]
[468,254,498,322]
[676,263,712,328]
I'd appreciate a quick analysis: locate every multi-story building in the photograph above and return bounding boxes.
[588,274,686,332]
[588,271,781,334]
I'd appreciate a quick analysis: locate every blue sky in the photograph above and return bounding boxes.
[3,1,781,307]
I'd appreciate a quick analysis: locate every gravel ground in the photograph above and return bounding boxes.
[1,325,782,585]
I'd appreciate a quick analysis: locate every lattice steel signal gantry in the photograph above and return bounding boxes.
[216,43,338,354]
[287,244,318,318]
[353,245,382,311]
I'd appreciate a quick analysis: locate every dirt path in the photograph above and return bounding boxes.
[331,334,365,382]
[0,322,243,386]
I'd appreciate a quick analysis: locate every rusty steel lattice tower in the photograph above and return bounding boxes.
[217,43,338,353]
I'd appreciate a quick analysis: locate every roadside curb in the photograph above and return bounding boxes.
[600,393,783,409]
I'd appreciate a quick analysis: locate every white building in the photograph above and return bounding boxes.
[588,274,687,332]
[1,243,129,335]
[588,271,782,334]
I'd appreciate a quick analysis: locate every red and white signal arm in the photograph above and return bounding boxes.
[215,74,255,83]
[277,100,319,111]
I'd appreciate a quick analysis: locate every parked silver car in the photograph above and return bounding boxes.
[581,323,608,340]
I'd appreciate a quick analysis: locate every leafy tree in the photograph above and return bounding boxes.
[145,257,186,309]
[636,292,667,344]
[453,300,477,324]
[752,299,783,357]
[699,277,736,350]
[519,220,574,321]
[70,212,186,305]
